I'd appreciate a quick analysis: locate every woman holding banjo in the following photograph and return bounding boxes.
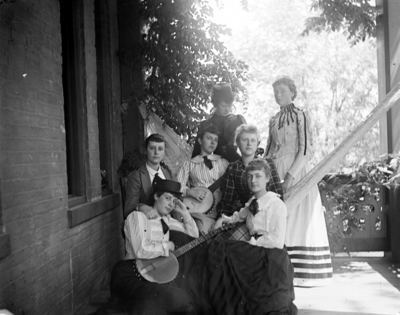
[110,178,200,315]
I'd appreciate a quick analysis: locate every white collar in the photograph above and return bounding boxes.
[146,162,161,176]
[246,191,279,205]
[191,154,221,164]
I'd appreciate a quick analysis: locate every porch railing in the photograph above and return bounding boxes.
[284,81,400,213]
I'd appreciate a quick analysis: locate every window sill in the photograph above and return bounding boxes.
[68,193,120,228]
[0,233,11,260]
[68,195,87,208]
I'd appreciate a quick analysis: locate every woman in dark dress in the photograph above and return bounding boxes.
[192,83,246,163]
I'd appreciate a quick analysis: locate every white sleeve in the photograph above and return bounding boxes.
[124,212,169,259]
[253,199,287,249]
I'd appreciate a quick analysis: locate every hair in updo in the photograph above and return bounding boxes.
[234,124,260,145]
[245,158,271,179]
[272,76,297,101]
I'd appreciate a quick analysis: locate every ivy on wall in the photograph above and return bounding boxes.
[120,0,249,140]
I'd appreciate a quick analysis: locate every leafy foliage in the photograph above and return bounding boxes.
[302,0,377,44]
[221,0,379,171]
[319,153,400,252]
[126,0,249,139]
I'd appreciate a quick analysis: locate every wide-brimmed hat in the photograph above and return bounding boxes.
[211,83,235,104]
[153,178,182,195]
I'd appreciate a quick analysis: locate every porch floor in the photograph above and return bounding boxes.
[296,255,400,315]
[80,256,400,315]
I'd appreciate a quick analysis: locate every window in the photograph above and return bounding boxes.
[60,0,88,207]
[60,0,121,227]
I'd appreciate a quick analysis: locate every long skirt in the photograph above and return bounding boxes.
[190,238,298,315]
[111,231,297,315]
[273,155,333,287]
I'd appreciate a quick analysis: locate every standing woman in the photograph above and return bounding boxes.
[265,76,333,287]
[192,83,246,163]
[124,134,174,219]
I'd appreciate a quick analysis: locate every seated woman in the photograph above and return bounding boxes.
[177,125,229,233]
[195,158,297,315]
[124,133,174,219]
[110,178,199,315]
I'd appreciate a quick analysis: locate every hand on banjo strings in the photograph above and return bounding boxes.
[188,188,206,202]
[213,216,231,230]
[166,241,175,251]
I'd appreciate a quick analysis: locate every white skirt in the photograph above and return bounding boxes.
[274,154,333,287]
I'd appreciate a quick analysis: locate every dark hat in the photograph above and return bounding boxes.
[211,83,235,104]
[153,178,182,195]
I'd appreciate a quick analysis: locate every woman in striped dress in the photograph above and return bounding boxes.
[265,76,333,287]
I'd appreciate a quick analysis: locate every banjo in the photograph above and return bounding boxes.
[182,176,224,214]
[136,223,232,284]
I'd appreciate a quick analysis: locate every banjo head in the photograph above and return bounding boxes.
[183,187,214,214]
[136,253,179,284]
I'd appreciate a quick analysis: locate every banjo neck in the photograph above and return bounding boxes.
[173,224,231,258]
[207,175,224,193]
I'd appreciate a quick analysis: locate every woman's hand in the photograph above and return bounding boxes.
[283,173,294,193]
[173,199,188,213]
[188,188,206,202]
[166,241,175,251]
[138,204,158,219]
[213,217,230,230]
[173,199,192,222]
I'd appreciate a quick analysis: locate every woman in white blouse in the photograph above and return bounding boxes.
[197,159,297,315]
[111,179,199,315]
[265,76,332,287]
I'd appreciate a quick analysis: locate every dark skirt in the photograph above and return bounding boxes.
[110,231,297,315]
[191,238,298,315]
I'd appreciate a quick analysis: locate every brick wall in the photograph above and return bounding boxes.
[0,1,124,314]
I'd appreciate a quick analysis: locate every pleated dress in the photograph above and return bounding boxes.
[265,103,333,287]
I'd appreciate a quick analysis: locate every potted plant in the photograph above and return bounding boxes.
[319,153,400,253]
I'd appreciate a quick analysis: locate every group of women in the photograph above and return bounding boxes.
[114,76,333,314]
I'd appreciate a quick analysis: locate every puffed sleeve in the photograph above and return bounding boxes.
[287,110,314,179]
[253,198,287,249]
[124,169,142,219]
[176,161,191,196]
[124,212,170,259]
[226,206,249,224]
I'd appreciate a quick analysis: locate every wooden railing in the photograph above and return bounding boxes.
[284,81,400,214]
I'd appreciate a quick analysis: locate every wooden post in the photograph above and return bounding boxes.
[284,81,400,212]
